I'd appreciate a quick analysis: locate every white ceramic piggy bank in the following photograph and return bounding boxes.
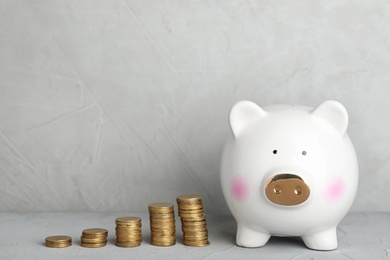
[220,100,358,251]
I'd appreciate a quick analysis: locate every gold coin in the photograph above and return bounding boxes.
[116,238,142,242]
[116,237,142,243]
[151,231,176,236]
[81,240,108,245]
[117,239,142,244]
[149,211,175,216]
[116,235,142,241]
[151,238,176,244]
[183,230,208,236]
[116,225,141,230]
[184,240,210,247]
[150,218,176,223]
[151,241,176,247]
[181,224,206,228]
[150,221,176,227]
[176,194,202,202]
[115,241,142,248]
[177,205,203,209]
[148,203,174,212]
[45,236,72,248]
[179,208,204,214]
[116,229,142,233]
[151,237,175,243]
[182,224,207,229]
[182,231,207,237]
[181,219,206,224]
[115,228,142,234]
[149,213,175,221]
[184,235,209,241]
[150,225,176,230]
[82,228,108,238]
[116,223,141,228]
[151,231,176,235]
[80,236,106,243]
[177,200,203,206]
[116,216,141,223]
[179,213,205,219]
[150,223,175,227]
[80,242,107,248]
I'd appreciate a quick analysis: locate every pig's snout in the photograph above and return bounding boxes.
[265,174,310,206]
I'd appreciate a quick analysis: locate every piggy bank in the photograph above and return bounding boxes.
[220,100,358,251]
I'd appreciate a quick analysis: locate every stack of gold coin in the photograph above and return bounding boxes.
[115,216,142,247]
[80,228,108,248]
[177,195,209,247]
[148,203,176,246]
[45,235,72,248]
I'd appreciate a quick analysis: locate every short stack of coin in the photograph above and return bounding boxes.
[45,235,72,248]
[148,203,176,246]
[80,228,108,248]
[115,216,142,247]
[177,195,209,247]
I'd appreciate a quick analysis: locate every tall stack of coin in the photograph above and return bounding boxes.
[45,235,72,248]
[80,228,108,248]
[115,216,142,247]
[177,195,209,246]
[148,203,176,246]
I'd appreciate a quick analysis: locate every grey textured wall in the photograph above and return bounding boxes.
[0,0,389,212]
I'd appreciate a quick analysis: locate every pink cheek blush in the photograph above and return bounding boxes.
[326,179,345,201]
[231,176,248,201]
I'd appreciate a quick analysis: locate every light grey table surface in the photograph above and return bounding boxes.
[0,212,388,259]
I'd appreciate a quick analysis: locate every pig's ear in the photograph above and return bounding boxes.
[311,100,349,136]
[229,100,267,138]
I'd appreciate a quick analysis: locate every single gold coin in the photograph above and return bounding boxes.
[150,221,175,227]
[116,216,141,222]
[151,241,176,247]
[181,219,206,224]
[116,227,142,232]
[182,223,207,227]
[176,195,202,202]
[184,234,208,239]
[116,229,142,234]
[116,222,141,225]
[179,208,204,214]
[151,238,176,244]
[150,217,176,222]
[184,240,210,247]
[151,237,176,243]
[116,237,142,243]
[80,236,106,243]
[82,228,108,238]
[148,203,174,212]
[115,241,142,248]
[80,242,107,248]
[116,234,141,239]
[183,230,208,236]
[149,215,175,220]
[184,235,209,241]
[179,213,205,218]
[182,226,207,232]
[45,235,72,248]
[177,205,204,211]
[177,201,203,206]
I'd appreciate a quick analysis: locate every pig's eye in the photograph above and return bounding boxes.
[273,150,278,154]
[302,151,307,156]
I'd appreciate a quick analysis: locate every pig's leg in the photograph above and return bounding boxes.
[236,224,270,248]
[301,227,337,251]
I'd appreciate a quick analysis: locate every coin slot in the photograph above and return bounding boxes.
[268,174,303,184]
